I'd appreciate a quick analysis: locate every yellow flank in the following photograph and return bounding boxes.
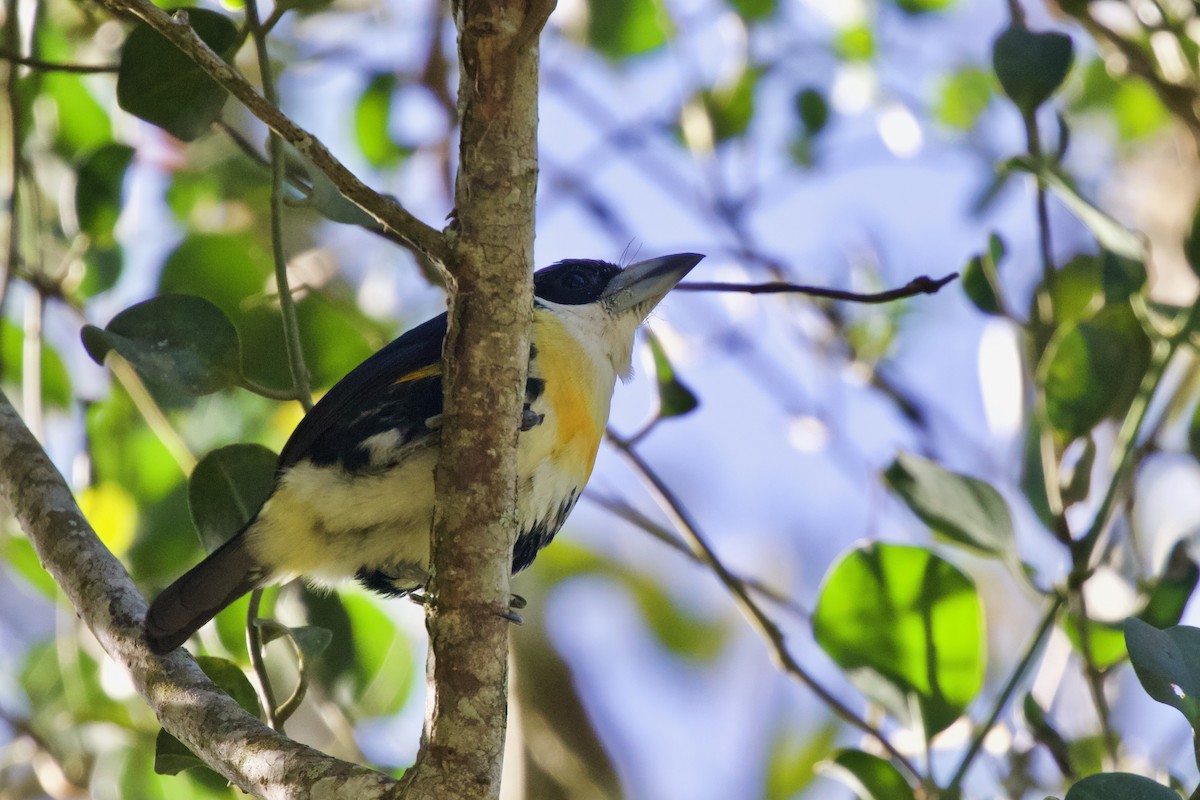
[394,362,441,384]
[533,312,607,479]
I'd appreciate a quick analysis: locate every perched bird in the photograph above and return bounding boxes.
[145,252,703,653]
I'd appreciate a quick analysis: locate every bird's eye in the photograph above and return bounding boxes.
[561,269,590,290]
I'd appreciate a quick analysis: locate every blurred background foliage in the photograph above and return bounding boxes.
[5,0,1200,797]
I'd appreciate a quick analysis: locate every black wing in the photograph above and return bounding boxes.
[278,312,448,473]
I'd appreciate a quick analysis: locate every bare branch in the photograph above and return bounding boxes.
[676,272,959,303]
[0,49,119,72]
[93,0,448,263]
[606,429,924,783]
[0,390,403,799]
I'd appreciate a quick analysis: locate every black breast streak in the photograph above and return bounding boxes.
[512,487,579,573]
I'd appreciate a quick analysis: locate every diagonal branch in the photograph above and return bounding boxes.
[0,389,402,800]
[93,0,448,264]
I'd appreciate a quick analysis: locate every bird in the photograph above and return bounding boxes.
[145,252,703,653]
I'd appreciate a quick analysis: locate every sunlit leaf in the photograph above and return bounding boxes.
[835,25,874,61]
[1112,80,1169,141]
[992,24,1074,116]
[354,74,413,169]
[813,543,985,735]
[81,294,242,395]
[35,24,112,153]
[339,593,414,717]
[817,749,916,800]
[1062,614,1126,670]
[188,444,278,552]
[586,0,669,59]
[765,723,838,800]
[1125,618,1200,725]
[75,144,135,248]
[890,0,955,13]
[884,452,1014,556]
[117,8,238,141]
[79,481,140,556]
[937,66,994,130]
[1065,772,1180,800]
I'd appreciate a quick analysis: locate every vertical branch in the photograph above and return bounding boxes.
[1,0,22,379]
[406,0,553,796]
[21,289,43,439]
[244,0,311,733]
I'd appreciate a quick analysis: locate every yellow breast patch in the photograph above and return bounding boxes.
[533,313,607,479]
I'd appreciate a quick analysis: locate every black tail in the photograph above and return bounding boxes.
[145,532,264,654]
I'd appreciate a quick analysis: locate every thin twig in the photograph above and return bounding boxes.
[676,273,958,304]
[946,595,1063,790]
[0,49,119,72]
[21,289,43,440]
[605,429,923,784]
[246,590,280,730]
[586,490,810,620]
[93,0,448,262]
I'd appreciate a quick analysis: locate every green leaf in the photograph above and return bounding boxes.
[81,294,242,395]
[1023,695,1072,778]
[188,444,278,552]
[586,0,670,59]
[961,233,1005,316]
[1007,160,1145,262]
[1124,618,1200,725]
[354,74,412,169]
[1064,773,1180,800]
[816,749,916,800]
[195,655,261,715]
[117,8,238,141]
[627,575,726,661]
[992,25,1074,116]
[936,66,994,130]
[1183,197,1200,281]
[36,24,113,153]
[884,452,1014,556]
[890,0,955,13]
[282,141,379,228]
[834,26,874,62]
[340,593,415,717]
[728,0,776,22]
[1,320,73,409]
[1063,614,1127,670]
[77,247,124,299]
[1041,303,1151,442]
[764,723,838,800]
[646,331,698,419]
[700,66,761,143]
[75,144,135,248]
[796,88,830,137]
[813,543,985,735]
[1111,80,1169,141]
[1139,544,1198,630]
[1060,436,1096,506]
[154,729,207,776]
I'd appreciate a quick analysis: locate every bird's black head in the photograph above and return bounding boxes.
[533,260,621,305]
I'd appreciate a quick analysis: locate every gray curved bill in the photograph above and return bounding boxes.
[601,253,705,316]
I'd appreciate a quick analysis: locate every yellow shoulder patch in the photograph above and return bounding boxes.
[394,362,441,384]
